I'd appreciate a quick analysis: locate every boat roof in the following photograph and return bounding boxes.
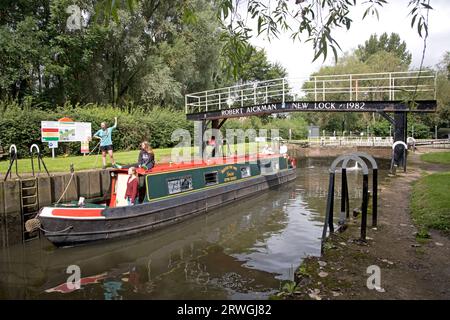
[115,153,283,175]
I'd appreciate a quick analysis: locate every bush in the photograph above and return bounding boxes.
[0,100,309,158]
[372,120,391,136]
[223,114,308,140]
[0,101,192,157]
[437,128,450,139]
[408,122,431,139]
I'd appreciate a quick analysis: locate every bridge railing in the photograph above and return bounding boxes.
[185,71,436,114]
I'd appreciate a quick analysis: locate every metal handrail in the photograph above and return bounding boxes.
[4,144,21,181]
[29,144,50,177]
[185,71,437,114]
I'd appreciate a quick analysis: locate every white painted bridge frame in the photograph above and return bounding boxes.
[185,71,437,114]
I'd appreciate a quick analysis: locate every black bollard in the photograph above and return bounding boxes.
[372,168,378,227]
[340,168,348,223]
[403,148,407,172]
[327,172,335,233]
[361,173,369,240]
[322,172,335,242]
[30,150,35,177]
[345,175,350,219]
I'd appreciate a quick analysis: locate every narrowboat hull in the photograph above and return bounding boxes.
[38,168,296,247]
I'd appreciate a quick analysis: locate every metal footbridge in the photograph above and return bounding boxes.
[184,71,437,164]
[185,71,436,120]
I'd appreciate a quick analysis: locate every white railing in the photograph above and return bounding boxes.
[306,137,394,147]
[185,71,437,114]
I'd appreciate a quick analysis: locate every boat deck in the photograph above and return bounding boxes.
[117,153,284,175]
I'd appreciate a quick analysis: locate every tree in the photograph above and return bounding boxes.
[365,50,408,73]
[238,48,287,82]
[434,52,450,127]
[0,16,49,101]
[93,0,434,79]
[355,33,412,67]
[215,0,433,78]
[301,50,410,133]
[0,0,230,108]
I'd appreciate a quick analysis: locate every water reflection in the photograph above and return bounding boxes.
[0,158,388,300]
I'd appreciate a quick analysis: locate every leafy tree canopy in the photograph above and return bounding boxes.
[214,0,432,78]
[355,32,412,67]
[72,0,433,78]
[0,0,286,109]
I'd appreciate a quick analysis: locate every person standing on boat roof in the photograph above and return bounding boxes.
[93,117,118,169]
[125,167,139,206]
[208,136,217,157]
[137,141,155,170]
[262,144,274,155]
[280,140,288,157]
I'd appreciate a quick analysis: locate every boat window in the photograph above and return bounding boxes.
[241,166,251,178]
[167,176,193,194]
[204,171,218,186]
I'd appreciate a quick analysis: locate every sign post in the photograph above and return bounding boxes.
[81,140,89,155]
[48,141,58,159]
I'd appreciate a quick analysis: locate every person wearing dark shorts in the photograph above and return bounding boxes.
[94,117,117,169]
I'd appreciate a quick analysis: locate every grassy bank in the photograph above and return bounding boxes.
[0,148,176,173]
[414,151,450,233]
[411,171,450,234]
[0,143,257,174]
[421,151,450,164]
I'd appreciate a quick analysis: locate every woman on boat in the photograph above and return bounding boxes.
[125,167,139,206]
[137,141,155,170]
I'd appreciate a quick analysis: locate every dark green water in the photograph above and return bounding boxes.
[0,158,388,299]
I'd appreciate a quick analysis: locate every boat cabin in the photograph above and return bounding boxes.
[109,154,294,208]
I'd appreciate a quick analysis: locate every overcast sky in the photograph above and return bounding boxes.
[246,0,450,79]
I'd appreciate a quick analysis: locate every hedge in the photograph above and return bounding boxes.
[0,101,192,157]
[0,101,309,158]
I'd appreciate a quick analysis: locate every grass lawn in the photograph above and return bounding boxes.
[411,171,450,234]
[0,143,258,174]
[421,151,450,165]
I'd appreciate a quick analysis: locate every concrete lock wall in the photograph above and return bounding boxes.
[0,181,6,248]
[0,169,112,247]
[287,144,392,159]
[1,180,22,247]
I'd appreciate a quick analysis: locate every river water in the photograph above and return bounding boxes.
[0,157,389,300]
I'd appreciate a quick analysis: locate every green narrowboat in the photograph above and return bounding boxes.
[37,154,297,247]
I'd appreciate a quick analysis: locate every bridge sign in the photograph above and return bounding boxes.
[186,100,436,120]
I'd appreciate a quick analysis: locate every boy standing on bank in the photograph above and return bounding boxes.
[94,117,118,169]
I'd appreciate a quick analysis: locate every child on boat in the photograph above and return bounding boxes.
[125,167,139,206]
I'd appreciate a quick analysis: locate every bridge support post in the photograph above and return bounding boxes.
[211,119,220,130]
[194,120,207,160]
[394,112,408,170]
[394,111,407,144]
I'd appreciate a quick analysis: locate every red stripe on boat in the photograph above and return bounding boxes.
[51,208,104,217]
